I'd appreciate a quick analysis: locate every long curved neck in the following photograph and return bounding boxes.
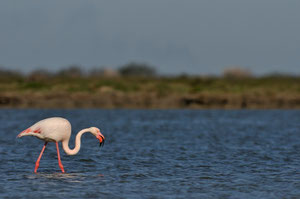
[62,128,91,155]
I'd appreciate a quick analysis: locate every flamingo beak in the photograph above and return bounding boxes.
[97,134,105,147]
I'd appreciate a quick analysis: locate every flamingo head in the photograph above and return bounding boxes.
[90,127,105,147]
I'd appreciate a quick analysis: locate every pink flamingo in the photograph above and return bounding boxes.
[17,117,105,173]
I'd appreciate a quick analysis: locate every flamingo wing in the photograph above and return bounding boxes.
[17,127,44,138]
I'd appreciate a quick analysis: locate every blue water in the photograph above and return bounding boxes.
[0,109,300,198]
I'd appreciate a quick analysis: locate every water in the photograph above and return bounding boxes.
[0,109,300,198]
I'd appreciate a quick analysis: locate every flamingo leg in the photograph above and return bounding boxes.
[34,142,48,173]
[56,142,65,173]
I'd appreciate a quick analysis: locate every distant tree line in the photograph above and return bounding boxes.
[0,63,298,80]
[0,62,157,80]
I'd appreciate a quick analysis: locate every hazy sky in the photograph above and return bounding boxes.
[0,0,299,75]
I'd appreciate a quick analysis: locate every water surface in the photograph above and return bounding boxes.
[0,109,300,198]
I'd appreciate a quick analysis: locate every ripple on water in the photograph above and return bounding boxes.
[1,109,300,198]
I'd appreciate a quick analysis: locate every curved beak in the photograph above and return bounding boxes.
[96,134,105,147]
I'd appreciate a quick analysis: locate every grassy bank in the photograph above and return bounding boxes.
[0,75,300,109]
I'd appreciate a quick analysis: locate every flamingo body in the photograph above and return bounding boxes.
[18,117,71,142]
[17,117,105,173]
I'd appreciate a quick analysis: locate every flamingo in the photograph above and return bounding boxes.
[17,117,105,173]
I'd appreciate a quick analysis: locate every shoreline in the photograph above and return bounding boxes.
[1,76,300,109]
[1,92,300,109]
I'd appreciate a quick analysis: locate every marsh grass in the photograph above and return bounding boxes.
[0,74,299,108]
[1,75,300,94]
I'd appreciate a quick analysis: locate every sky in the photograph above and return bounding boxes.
[0,0,299,75]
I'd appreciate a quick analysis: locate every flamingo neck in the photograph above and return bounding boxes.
[62,128,90,155]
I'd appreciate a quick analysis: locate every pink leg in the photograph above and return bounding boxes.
[56,142,65,173]
[34,142,48,173]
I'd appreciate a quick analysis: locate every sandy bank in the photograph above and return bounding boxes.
[1,92,300,109]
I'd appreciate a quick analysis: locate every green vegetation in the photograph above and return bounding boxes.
[1,75,298,94]
[0,64,299,108]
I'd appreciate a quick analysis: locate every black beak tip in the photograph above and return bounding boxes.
[99,139,105,148]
